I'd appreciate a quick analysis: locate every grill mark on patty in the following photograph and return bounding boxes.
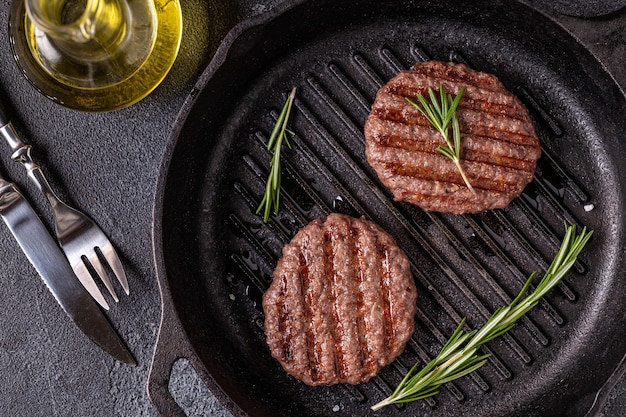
[410,62,504,93]
[371,99,538,146]
[315,225,343,383]
[392,185,511,213]
[299,236,322,383]
[368,126,539,171]
[357,221,388,374]
[388,75,525,110]
[348,222,370,377]
[278,273,291,361]
[371,108,538,147]
[381,142,537,173]
[384,170,530,195]
[370,108,538,145]
[324,228,346,380]
[369,126,538,159]
[377,238,395,360]
[388,85,527,119]
[375,148,534,191]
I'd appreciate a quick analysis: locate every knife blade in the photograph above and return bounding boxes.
[0,173,135,365]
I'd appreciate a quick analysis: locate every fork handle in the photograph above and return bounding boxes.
[0,96,9,127]
[0,121,62,209]
[0,99,14,193]
[0,100,57,202]
[0,101,60,207]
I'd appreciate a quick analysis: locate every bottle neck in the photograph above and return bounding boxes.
[25,0,125,47]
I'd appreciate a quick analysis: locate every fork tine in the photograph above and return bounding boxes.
[72,260,110,310]
[88,252,119,303]
[99,242,129,295]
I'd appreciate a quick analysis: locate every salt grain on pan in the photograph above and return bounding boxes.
[584,204,594,212]
[332,405,340,412]
[229,294,236,301]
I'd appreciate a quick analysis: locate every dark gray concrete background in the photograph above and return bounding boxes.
[0,1,625,416]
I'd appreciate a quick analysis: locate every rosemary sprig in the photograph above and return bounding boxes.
[256,87,297,222]
[371,223,593,411]
[406,84,475,193]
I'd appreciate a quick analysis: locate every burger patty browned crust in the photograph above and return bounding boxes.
[263,213,417,386]
[365,60,541,214]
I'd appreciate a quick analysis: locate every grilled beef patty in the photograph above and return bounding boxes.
[263,213,417,386]
[365,60,541,214]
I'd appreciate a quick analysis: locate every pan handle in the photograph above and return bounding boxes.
[147,291,192,417]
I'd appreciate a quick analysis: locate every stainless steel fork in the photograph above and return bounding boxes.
[0,109,128,310]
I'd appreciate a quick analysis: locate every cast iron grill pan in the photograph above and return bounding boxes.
[150,0,626,416]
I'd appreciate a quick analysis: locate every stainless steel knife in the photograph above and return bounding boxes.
[0,173,135,365]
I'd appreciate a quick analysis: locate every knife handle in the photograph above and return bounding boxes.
[0,170,20,211]
[0,173,12,194]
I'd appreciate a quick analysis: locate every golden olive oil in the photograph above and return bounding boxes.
[9,0,182,111]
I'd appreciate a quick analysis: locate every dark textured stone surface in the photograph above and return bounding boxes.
[529,0,626,17]
[0,1,624,416]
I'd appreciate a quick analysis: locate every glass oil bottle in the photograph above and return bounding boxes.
[8,0,182,111]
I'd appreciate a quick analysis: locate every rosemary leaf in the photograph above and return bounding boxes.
[406,84,474,193]
[256,87,296,222]
[371,223,593,411]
